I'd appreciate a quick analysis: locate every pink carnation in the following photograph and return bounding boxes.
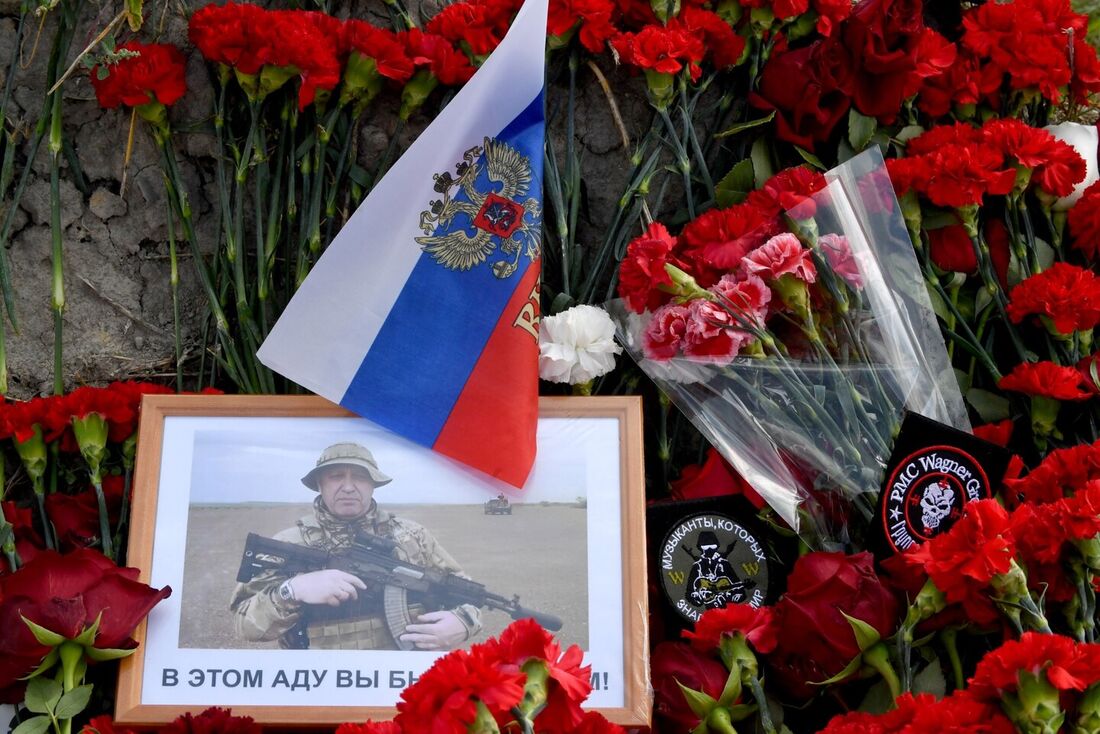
[683,300,746,361]
[643,304,691,361]
[742,233,818,283]
[712,273,772,330]
[818,233,863,289]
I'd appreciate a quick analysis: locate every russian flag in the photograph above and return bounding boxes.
[257,0,547,487]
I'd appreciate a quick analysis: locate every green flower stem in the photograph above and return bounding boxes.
[321,110,358,253]
[164,198,182,391]
[157,131,252,391]
[940,627,965,691]
[747,677,776,734]
[657,106,695,219]
[657,390,670,492]
[306,106,342,259]
[0,506,19,571]
[91,478,113,560]
[578,115,661,303]
[283,102,299,306]
[863,642,901,701]
[679,81,714,203]
[967,231,1028,362]
[48,87,64,396]
[56,640,82,734]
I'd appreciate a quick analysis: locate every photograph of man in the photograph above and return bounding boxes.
[229,442,481,650]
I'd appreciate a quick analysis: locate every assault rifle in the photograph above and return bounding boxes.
[237,532,563,650]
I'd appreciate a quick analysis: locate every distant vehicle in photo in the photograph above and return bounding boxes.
[484,494,512,515]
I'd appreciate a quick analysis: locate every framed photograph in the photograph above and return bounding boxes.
[115,395,649,727]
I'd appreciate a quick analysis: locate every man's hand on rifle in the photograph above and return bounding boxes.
[288,569,367,606]
[399,611,467,650]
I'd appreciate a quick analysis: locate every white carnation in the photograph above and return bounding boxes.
[538,304,623,384]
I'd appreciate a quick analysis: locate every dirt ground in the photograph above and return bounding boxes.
[179,503,589,650]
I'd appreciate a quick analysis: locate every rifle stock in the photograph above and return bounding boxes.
[237,532,563,632]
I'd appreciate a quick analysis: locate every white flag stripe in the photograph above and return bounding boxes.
[257,0,548,400]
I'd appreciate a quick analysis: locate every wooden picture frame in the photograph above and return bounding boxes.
[115,395,649,727]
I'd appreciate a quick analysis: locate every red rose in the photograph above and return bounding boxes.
[0,548,171,702]
[670,447,767,508]
[750,39,853,151]
[841,0,923,123]
[682,604,777,654]
[618,222,679,313]
[45,475,125,552]
[651,641,729,731]
[928,224,977,274]
[768,552,899,698]
[163,708,262,734]
[90,42,187,110]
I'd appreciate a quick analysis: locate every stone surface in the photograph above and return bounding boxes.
[89,186,126,220]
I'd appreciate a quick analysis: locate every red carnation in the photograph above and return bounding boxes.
[919,144,1016,208]
[811,0,852,36]
[487,619,591,731]
[394,645,525,734]
[1006,263,1100,335]
[905,499,1014,623]
[345,21,415,84]
[819,693,932,734]
[972,419,1013,447]
[969,633,1100,700]
[402,30,475,87]
[90,41,187,110]
[547,0,618,53]
[618,222,678,313]
[335,723,401,734]
[746,166,827,219]
[677,8,745,70]
[1069,179,1100,260]
[999,361,1094,401]
[682,604,777,653]
[1004,440,1100,506]
[163,708,261,734]
[611,24,705,81]
[679,203,782,271]
[907,122,983,156]
[683,299,750,361]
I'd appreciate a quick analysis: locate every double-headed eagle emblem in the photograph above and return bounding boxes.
[417,137,541,279]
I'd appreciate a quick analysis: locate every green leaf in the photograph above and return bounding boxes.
[913,658,947,697]
[966,387,1012,423]
[717,666,742,707]
[23,648,58,680]
[13,716,50,734]
[848,108,877,152]
[751,137,775,187]
[925,286,951,323]
[676,680,718,718]
[54,684,93,720]
[73,613,102,646]
[715,159,755,208]
[715,111,775,139]
[347,165,370,188]
[1034,237,1055,271]
[24,677,62,715]
[810,654,862,686]
[894,125,926,145]
[841,611,882,651]
[974,286,993,317]
[86,645,135,662]
[793,146,825,171]
[22,616,65,647]
[855,679,894,714]
[726,703,759,722]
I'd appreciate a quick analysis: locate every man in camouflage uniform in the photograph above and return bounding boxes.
[230,443,481,650]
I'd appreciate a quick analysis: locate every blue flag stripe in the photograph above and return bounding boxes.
[339,93,544,446]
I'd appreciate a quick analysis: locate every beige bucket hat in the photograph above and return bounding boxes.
[301,442,393,490]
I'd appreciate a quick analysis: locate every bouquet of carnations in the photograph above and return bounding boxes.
[611,150,967,545]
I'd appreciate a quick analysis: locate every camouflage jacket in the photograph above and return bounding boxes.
[229,501,482,648]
